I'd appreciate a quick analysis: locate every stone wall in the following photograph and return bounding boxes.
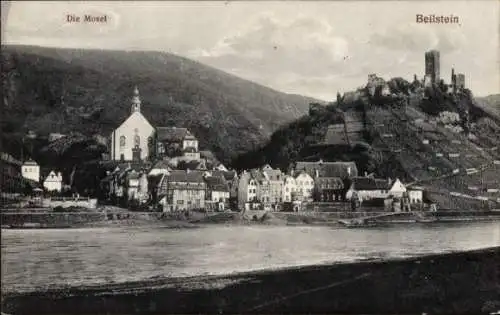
[42,198,98,209]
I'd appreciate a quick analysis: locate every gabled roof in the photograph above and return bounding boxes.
[22,159,39,166]
[221,170,237,181]
[295,161,358,179]
[167,170,205,183]
[351,177,391,191]
[156,127,193,142]
[205,174,229,192]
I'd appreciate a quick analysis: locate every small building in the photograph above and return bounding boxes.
[294,171,315,202]
[204,172,230,211]
[346,177,406,201]
[22,159,40,183]
[43,170,63,192]
[408,190,424,204]
[159,170,206,212]
[282,175,297,203]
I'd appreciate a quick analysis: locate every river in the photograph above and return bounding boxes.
[2,222,500,293]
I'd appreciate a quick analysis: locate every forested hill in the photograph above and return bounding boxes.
[232,78,500,210]
[1,44,320,164]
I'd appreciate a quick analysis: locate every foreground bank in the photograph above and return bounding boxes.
[2,247,499,314]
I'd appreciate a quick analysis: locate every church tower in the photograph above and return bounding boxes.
[131,85,141,113]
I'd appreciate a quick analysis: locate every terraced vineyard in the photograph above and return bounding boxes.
[365,105,500,210]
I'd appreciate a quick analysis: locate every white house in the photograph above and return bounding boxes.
[110,86,155,161]
[282,175,297,202]
[408,190,424,203]
[21,159,40,183]
[294,171,315,201]
[43,170,63,192]
[346,177,406,201]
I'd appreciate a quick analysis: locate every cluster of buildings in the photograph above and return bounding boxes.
[19,159,63,193]
[10,85,424,213]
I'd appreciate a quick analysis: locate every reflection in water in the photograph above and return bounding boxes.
[2,222,499,292]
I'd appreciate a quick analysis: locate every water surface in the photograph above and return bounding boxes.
[2,222,499,293]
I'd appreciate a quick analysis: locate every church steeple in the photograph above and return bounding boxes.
[131,85,141,114]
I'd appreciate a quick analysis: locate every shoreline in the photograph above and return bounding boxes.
[2,209,500,229]
[2,246,499,314]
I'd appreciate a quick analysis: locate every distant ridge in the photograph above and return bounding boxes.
[1,44,322,164]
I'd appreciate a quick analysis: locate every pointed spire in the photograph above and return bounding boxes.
[131,85,141,114]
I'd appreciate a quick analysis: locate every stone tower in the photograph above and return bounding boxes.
[425,50,440,84]
[131,85,141,113]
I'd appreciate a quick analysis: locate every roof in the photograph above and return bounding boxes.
[221,170,237,181]
[205,174,229,192]
[156,127,193,142]
[262,166,283,181]
[167,170,205,183]
[295,161,358,179]
[151,159,171,170]
[22,159,39,166]
[351,177,391,191]
[2,153,22,165]
[316,177,344,189]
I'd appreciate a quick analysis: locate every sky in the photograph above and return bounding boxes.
[2,1,499,101]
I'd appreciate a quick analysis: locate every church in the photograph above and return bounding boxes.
[109,86,199,162]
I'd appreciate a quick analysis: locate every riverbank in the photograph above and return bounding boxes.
[2,246,499,314]
[2,209,500,229]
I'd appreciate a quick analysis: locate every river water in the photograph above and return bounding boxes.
[2,222,499,293]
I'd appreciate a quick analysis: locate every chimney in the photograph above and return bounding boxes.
[315,169,319,178]
[364,171,368,177]
[290,169,295,177]
[186,169,191,174]
[387,177,393,187]
[347,166,351,177]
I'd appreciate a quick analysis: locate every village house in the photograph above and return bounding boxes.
[345,177,406,202]
[282,174,297,202]
[21,159,40,183]
[262,165,284,206]
[156,127,199,158]
[43,170,63,192]
[294,171,315,202]
[158,170,206,212]
[125,170,149,203]
[295,160,358,201]
[203,171,230,211]
[237,170,258,210]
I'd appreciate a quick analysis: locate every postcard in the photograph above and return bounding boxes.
[1,1,499,314]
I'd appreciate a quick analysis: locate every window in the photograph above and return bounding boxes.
[120,136,126,147]
[147,137,153,147]
[177,200,184,205]
[134,135,140,147]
